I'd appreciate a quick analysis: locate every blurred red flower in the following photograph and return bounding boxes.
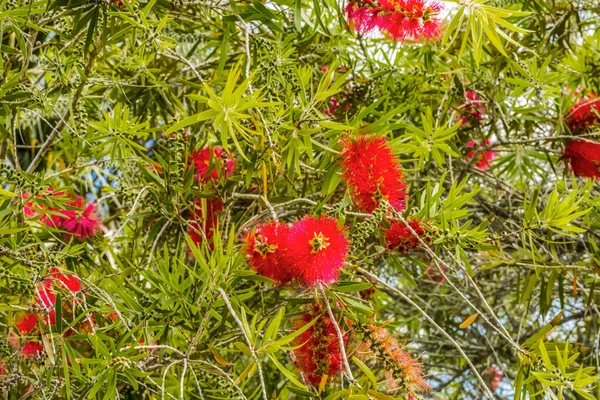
[189,147,234,183]
[346,0,442,42]
[21,341,44,358]
[457,91,486,126]
[23,189,66,229]
[384,219,427,252]
[60,196,101,240]
[466,139,496,170]
[563,139,600,178]
[565,94,600,133]
[15,313,38,335]
[50,268,82,293]
[36,279,56,310]
[187,198,224,247]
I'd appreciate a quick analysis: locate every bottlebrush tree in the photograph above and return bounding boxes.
[1,0,600,397]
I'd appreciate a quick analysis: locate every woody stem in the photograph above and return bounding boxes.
[317,283,356,384]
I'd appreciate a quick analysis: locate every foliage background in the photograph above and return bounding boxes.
[1,0,600,398]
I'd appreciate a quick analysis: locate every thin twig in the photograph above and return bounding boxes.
[146,219,173,269]
[218,288,268,400]
[318,284,356,384]
[232,192,278,220]
[391,210,523,353]
[26,51,97,173]
[357,268,495,399]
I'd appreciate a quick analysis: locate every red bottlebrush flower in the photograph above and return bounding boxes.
[50,268,81,293]
[15,313,38,334]
[149,164,164,174]
[7,331,19,351]
[293,305,344,386]
[360,324,430,394]
[187,198,224,246]
[242,222,293,284]
[23,193,37,218]
[457,91,486,126]
[21,341,44,358]
[46,309,57,326]
[189,147,234,183]
[359,287,376,300]
[139,338,159,354]
[107,308,120,322]
[285,215,349,286]
[23,189,66,228]
[340,135,407,213]
[80,314,97,333]
[425,264,445,283]
[0,360,6,376]
[565,94,600,133]
[59,196,101,240]
[485,365,504,391]
[563,139,600,178]
[36,279,56,309]
[384,219,427,252]
[345,0,442,42]
[466,139,496,170]
[324,97,340,115]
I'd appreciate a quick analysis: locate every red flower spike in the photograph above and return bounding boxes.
[189,147,234,184]
[59,196,101,240]
[324,97,340,115]
[384,220,426,252]
[21,341,44,358]
[457,91,486,126]
[345,0,442,42]
[80,314,97,333]
[50,268,82,293]
[108,309,120,322]
[486,365,504,391]
[36,279,56,309]
[187,198,224,247]
[563,139,600,178]
[565,94,600,133]
[285,215,349,286]
[466,139,496,170]
[425,264,445,283]
[0,360,6,376]
[362,324,430,394]
[46,309,57,326]
[23,189,66,228]
[293,305,344,386]
[15,313,38,334]
[7,331,19,351]
[341,136,407,213]
[139,338,159,354]
[359,287,376,300]
[242,222,293,284]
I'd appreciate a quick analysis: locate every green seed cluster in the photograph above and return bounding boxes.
[350,202,389,251]
[167,130,187,187]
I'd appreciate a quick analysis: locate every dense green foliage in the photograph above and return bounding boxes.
[1,0,600,398]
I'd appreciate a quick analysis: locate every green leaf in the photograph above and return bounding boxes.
[352,357,377,387]
[274,314,320,346]
[268,354,307,389]
[334,282,373,293]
